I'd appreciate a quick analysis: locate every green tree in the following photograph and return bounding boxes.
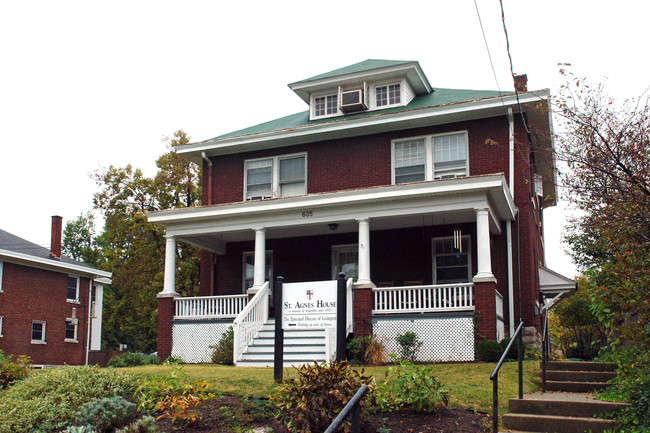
[62,212,102,266]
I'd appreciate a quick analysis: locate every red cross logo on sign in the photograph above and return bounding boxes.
[306,290,314,300]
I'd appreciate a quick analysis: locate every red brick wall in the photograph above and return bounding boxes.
[352,287,373,337]
[0,262,90,366]
[156,296,175,360]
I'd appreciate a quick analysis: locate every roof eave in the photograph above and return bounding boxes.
[0,248,112,280]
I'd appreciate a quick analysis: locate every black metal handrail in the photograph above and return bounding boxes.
[489,321,524,433]
[324,384,369,433]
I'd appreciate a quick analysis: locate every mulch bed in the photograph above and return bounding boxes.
[153,395,490,433]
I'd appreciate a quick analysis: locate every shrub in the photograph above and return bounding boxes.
[371,359,449,412]
[210,326,234,365]
[0,350,31,389]
[396,331,422,362]
[271,362,372,433]
[499,338,518,360]
[365,336,387,365]
[134,367,188,412]
[0,365,133,433]
[107,352,160,368]
[476,339,502,362]
[347,336,386,365]
[115,415,156,433]
[74,396,136,432]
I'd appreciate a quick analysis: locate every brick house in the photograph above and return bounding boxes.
[0,216,111,367]
[148,60,574,365]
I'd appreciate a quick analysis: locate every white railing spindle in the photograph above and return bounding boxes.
[174,294,248,320]
[372,283,474,314]
[232,282,270,364]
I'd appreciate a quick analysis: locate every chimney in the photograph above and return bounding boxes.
[513,74,528,92]
[51,215,63,260]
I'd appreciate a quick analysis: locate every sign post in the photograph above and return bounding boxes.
[274,276,284,383]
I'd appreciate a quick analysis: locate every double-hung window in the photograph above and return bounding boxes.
[314,94,338,118]
[242,251,273,292]
[392,132,468,184]
[245,154,306,200]
[67,276,79,302]
[31,320,46,344]
[65,318,78,342]
[432,236,472,284]
[376,83,401,107]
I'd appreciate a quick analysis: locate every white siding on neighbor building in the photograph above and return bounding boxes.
[372,314,474,362]
[90,284,103,351]
[172,320,233,363]
[402,79,416,106]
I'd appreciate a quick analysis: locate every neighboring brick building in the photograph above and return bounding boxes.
[0,216,111,367]
[148,60,575,364]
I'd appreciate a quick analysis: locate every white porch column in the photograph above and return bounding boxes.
[251,227,266,293]
[158,235,180,298]
[474,208,496,282]
[357,218,372,285]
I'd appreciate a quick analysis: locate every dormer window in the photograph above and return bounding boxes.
[314,94,338,117]
[376,83,401,107]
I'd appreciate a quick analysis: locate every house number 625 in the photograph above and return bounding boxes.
[301,211,313,218]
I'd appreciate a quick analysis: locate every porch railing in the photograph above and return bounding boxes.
[372,283,474,314]
[233,281,270,364]
[174,294,248,319]
[346,278,354,334]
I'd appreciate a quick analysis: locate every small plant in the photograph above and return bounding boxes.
[0,350,31,389]
[365,336,387,365]
[163,355,182,365]
[271,362,372,433]
[210,326,234,365]
[107,352,160,368]
[74,396,136,432]
[133,367,188,412]
[395,331,422,362]
[115,415,156,433]
[62,426,97,433]
[371,359,449,412]
[347,336,386,365]
[475,339,502,362]
[154,379,213,426]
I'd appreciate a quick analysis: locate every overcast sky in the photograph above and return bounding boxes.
[1,0,648,279]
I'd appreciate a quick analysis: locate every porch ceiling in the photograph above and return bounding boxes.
[148,174,515,253]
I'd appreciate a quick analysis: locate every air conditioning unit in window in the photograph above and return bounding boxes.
[340,89,367,113]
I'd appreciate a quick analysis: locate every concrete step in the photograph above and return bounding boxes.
[239,352,326,361]
[543,371,616,383]
[235,360,324,368]
[502,413,618,433]
[246,344,326,353]
[543,361,617,373]
[257,330,325,339]
[508,393,630,418]
[544,380,611,393]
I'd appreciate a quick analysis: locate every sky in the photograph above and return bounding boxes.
[1,0,648,279]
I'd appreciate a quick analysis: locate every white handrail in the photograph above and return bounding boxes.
[232,282,270,364]
[174,295,248,319]
[346,278,354,335]
[373,283,474,314]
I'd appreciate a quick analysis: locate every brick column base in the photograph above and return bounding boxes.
[352,285,373,337]
[474,280,498,341]
[157,296,175,360]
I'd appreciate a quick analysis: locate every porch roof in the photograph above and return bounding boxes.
[148,174,515,254]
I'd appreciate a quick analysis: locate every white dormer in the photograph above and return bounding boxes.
[289,59,432,121]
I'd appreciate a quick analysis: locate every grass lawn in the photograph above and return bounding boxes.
[119,360,539,416]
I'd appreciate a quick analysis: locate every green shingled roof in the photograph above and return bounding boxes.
[290,59,416,86]
[208,87,512,141]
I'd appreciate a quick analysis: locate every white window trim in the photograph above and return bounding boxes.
[0,261,3,293]
[242,250,273,293]
[391,131,469,185]
[0,316,4,337]
[371,80,404,110]
[31,320,47,345]
[67,276,80,303]
[331,244,359,280]
[310,92,341,120]
[243,153,307,201]
[432,235,473,284]
[64,318,79,343]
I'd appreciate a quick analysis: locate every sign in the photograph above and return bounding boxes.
[282,280,337,329]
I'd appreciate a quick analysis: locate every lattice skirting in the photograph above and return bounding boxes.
[372,313,475,362]
[172,320,233,363]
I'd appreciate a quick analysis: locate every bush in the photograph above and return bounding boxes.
[499,338,518,360]
[134,367,188,412]
[115,415,156,433]
[396,331,422,362]
[271,362,372,433]
[365,336,387,365]
[107,352,160,368]
[347,336,386,365]
[74,396,136,432]
[210,326,234,365]
[0,350,31,389]
[371,359,449,412]
[0,365,133,433]
[476,339,502,362]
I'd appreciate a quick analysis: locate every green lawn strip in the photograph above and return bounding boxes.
[119,360,539,415]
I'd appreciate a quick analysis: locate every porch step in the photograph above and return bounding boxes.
[544,381,611,393]
[543,361,616,372]
[545,371,617,383]
[501,413,617,433]
[540,361,616,393]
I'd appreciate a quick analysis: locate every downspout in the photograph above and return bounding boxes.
[507,108,516,336]
[85,280,92,365]
[201,152,213,206]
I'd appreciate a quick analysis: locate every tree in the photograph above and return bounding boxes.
[62,212,102,267]
[554,69,650,350]
[88,130,201,352]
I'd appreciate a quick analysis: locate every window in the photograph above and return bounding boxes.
[314,94,338,117]
[243,251,273,292]
[65,318,78,342]
[392,132,468,184]
[31,321,46,344]
[376,83,401,107]
[432,236,472,284]
[332,245,358,280]
[67,276,79,302]
[244,154,306,200]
